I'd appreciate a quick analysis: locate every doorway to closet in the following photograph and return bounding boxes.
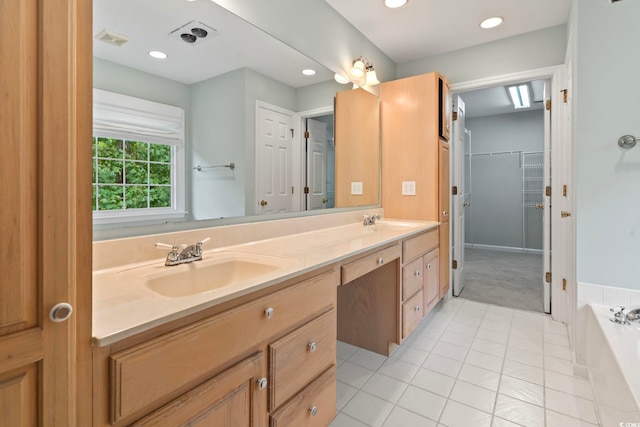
[452,79,550,313]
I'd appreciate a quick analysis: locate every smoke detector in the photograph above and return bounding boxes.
[169,20,218,45]
[95,29,130,47]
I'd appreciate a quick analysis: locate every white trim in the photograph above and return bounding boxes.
[297,106,334,210]
[450,65,570,321]
[464,243,543,255]
[450,66,561,93]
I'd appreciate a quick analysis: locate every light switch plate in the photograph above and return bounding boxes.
[351,182,363,195]
[402,181,416,196]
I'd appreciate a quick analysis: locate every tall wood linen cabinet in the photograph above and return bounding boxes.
[381,72,451,306]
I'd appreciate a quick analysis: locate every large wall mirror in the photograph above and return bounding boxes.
[92,0,380,239]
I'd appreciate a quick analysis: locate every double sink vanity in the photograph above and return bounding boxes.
[92,210,445,426]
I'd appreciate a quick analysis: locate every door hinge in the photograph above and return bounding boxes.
[290,129,294,138]
[561,89,568,103]
[452,112,458,121]
[452,186,458,195]
[452,260,458,269]
[545,100,552,111]
[545,272,551,283]
[303,186,309,194]
[545,186,551,197]
[563,185,567,197]
[291,186,294,194]
[304,130,310,138]
[562,278,567,291]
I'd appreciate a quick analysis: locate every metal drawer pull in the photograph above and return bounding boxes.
[308,342,317,352]
[264,308,274,319]
[49,302,73,323]
[415,305,421,312]
[415,270,421,277]
[257,378,268,389]
[377,258,384,265]
[427,264,431,269]
[309,406,318,416]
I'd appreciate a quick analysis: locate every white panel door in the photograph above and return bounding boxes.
[452,96,466,297]
[306,118,328,210]
[256,106,294,214]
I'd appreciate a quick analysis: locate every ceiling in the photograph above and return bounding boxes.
[93,0,333,86]
[324,0,572,64]
[94,0,571,117]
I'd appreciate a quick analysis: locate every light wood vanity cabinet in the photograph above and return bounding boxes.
[93,269,338,427]
[381,72,451,301]
[401,228,440,340]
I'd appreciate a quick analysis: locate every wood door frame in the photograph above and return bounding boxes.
[41,0,93,424]
[450,65,573,322]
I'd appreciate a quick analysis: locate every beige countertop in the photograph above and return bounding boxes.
[92,219,438,346]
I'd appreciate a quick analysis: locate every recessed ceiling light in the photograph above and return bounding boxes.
[302,69,316,76]
[480,16,503,29]
[507,84,531,109]
[148,50,168,59]
[384,0,408,8]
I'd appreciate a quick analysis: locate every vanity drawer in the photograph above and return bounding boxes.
[341,244,401,284]
[109,269,337,424]
[269,367,336,427]
[269,310,336,411]
[403,289,424,339]
[402,257,424,301]
[403,228,438,262]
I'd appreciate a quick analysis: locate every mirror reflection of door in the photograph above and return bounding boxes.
[305,116,335,210]
[256,105,294,214]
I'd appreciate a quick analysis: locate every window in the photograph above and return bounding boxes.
[92,89,185,224]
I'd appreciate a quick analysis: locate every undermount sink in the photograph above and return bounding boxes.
[375,220,425,230]
[118,252,296,298]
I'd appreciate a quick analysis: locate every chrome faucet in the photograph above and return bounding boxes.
[610,306,630,325]
[155,237,210,266]
[363,214,381,226]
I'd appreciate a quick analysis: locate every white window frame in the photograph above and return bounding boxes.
[92,89,186,224]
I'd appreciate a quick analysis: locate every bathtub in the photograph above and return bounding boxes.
[586,304,640,426]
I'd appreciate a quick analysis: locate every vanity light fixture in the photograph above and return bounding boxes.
[480,16,503,29]
[350,58,366,78]
[302,68,316,76]
[349,57,380,87]
[148,50,168,59]
[507,84,531,109]
[384,0,408,8]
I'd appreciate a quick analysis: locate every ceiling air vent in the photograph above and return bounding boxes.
[95,29,130,47]
[169,20,218,46]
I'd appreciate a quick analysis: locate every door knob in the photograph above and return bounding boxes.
[561,211,572,218]
[535,203,544,209]
[260,200,268,207]
[49,302,73,323]
[463,202,470,207]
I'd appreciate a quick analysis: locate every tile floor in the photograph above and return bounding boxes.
[331,297,601,427]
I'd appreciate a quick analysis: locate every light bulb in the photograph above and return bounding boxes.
[350,59,365,78]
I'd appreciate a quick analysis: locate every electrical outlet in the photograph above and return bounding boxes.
[402,181,416,196]
[351,182,363,195]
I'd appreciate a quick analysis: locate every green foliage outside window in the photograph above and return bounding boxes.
[92,137,172,211]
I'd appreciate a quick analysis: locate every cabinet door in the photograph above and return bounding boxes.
[424,249,440,308]
[439,222,450,297]
[439,77,451,141]
[439,141,450,223]
[132,353,266,427]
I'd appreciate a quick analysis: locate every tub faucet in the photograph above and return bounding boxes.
[155,237,211,266]
[363,214,381,226]
[610,306,630,325]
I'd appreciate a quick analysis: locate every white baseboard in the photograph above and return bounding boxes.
[464,243,543,254]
